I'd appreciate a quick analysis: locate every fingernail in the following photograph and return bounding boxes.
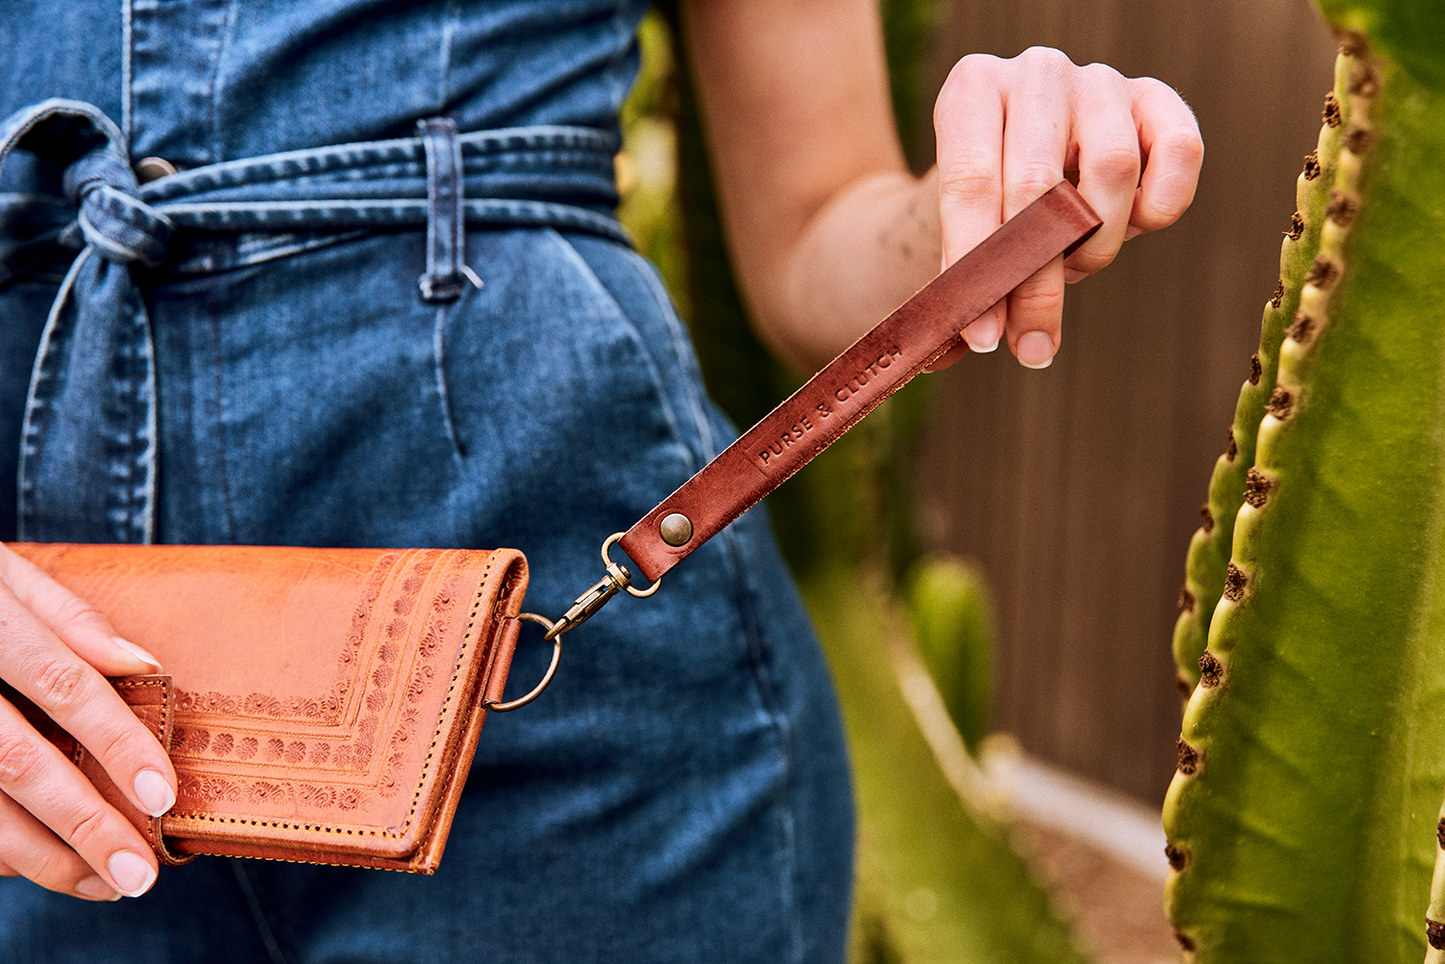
[108,851,157,898]
[76,874,120,901]
[963,311,1002,353]
[1017,331,1056,370]
[113,637,162,672]
[133,768,176,818]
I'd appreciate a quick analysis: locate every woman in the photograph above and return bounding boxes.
[0,1,1201,960]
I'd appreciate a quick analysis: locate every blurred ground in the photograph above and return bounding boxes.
[1015,820,1179,964]
[987,749,1181,964]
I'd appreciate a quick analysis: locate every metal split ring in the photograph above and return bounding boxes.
[484,612,563,712]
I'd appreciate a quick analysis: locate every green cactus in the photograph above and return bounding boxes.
[906,555,996,756]
[1427,794,1445,963]
[1168,90,1331,696]
[803,567,1088,964]
[1162,6,1445,960]
[1314,0,1445,93]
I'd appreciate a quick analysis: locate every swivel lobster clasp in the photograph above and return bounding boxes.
[495,533,665,711]
[545,532,663,641]
[547,572,624,640]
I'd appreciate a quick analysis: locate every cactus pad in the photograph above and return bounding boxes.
[1163,21,1445,963]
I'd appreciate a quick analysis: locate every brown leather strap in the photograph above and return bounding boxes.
[619,181,1101,584]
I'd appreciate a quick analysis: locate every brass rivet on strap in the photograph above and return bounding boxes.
[659,512,693,547]
[135,157,178,183]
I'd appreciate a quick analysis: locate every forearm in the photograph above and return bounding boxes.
[680,0,926,371]
[765,168,942,370]
[681,1,1202,375]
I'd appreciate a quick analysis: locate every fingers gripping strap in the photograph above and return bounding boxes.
[619,182,1101,584]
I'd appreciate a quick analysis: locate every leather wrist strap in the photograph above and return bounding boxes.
[618,181,1101,584]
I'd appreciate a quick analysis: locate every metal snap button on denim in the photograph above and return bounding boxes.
[134,156,177,183]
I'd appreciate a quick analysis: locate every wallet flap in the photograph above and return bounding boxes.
[14,544,528,873]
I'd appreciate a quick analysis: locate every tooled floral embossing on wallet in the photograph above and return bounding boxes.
[14,543,527,873]
[167,552,470,809]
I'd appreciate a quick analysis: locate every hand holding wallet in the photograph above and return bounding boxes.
[9,543,527,874]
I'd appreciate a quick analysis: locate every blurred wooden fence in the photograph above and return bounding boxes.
[910,0,1338,801]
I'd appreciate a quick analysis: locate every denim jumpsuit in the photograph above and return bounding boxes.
[0,2,854,961]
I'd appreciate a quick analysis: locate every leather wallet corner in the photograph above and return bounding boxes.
[73,674,193,865]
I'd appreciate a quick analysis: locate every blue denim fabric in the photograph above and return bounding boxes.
[0,2,853,962]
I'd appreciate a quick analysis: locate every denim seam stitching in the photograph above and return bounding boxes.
[15,248,92,540]
[138,152,615,204]
[619,247,718,462]
[143,199,628,249]
[138,156,617,206]
[718,524,802,964]
[120,0,133,143]
[139,128,619,202]
[206,0,239,165]
[210,308,237,540]
[439,0,460,108]
[433,300,467,460]
[545,230,692,473]
[117,286,156,544]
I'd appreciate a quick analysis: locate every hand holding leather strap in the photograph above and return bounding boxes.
[618,181,1102,584]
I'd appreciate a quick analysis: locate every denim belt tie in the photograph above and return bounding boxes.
[60,149,174,267]
[0,98,627,544]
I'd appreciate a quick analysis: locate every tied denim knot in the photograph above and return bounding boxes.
[59,149,174,267]
[0,99,163,544]
[0,97,627,544]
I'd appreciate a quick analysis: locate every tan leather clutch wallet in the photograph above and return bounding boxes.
[8,543,528,874]
[0,183,1100,876]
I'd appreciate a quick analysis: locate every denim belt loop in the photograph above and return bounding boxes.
[416,117,479,303]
